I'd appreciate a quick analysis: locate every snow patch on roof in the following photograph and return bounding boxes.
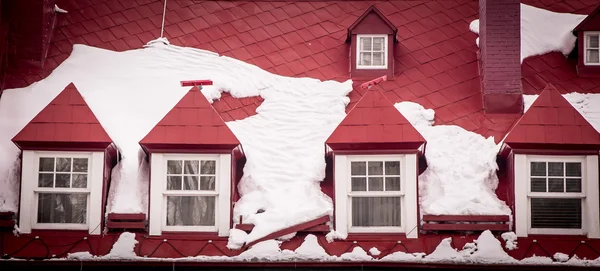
[524,93,600,133]
[470,4,587,62]
[396,102,510,215]
[0,41,352,243]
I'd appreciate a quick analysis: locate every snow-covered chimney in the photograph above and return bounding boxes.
[479,0,523,114]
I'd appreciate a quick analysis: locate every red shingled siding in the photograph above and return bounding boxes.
[478,0,523,114]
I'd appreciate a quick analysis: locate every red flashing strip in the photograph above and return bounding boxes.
[359,75,387,89]
[422,223,510,231]
[244,215,330,248]
[423,215,510,222]
[107,213,146,221]
[181,80,214,86]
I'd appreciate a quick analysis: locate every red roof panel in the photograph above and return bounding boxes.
[326,86,425,151]
[12,83,113,150]
[504,84,600,149]
[139,87,240,152]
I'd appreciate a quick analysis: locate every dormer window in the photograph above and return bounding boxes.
[584,32,599,65]
[347,6,397,78]
[357,35,388,69]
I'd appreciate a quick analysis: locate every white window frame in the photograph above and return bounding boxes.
[514,154,600,238]
[334,154,418,238]
[356,34,388,70]
[149,153,231,236]
[19,151,104,234]
[584,32,600,66]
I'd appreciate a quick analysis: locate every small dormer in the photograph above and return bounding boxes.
[573,5,600,77]
[346,6,397,79]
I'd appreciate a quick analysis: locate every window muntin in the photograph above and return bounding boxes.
[528,160,584,232]
[163,158,218,231]
[356,35,388,69]
[348,159,403,230]
[584,32,600,65]
[35,156,90,226]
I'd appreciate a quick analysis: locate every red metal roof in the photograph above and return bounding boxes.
[3,0,600,143]
[573,4,600,32]
[12,83,113,150]
[326,86,425,150]
[504,84,600,150]
[346,5,397,42]
[139,86,240,151]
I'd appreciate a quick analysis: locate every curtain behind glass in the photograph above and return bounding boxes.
[37,193,87,224]
[351,197,401,227]
[166,196,215,226]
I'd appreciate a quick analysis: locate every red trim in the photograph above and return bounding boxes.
[422,224,510,231]
[331,148,421,155]
[327,142,424,152]
[154,232,222,239]
[0,220,15,229]
[423,215,510,222]
[346,5,397,42]
[13,142,113,151]
[347,232,407,241]
[107,213,146,221]
[106,221,145,230]
[573,5,600,32]
[235,224,329,233]
[234,224,254,232]
[180,80,213,87]
[511,148,599,155]
[244,215,330,247]
[140,144,240,154]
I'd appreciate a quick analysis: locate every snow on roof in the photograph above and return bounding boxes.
[470,4,587,62]
[524,92,600,134]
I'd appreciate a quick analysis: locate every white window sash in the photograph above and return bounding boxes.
[356,34,388,69]
[149,153,232,236]
[515,154,600,238]
[19,151,103,234]
[584,32,600,66]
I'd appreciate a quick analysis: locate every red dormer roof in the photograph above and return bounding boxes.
[573,5,600,32]
[346,5,398,42]
[12,83,113,151]
[326,86,425,151]
[504,84,600,150]
[139,87,240,153]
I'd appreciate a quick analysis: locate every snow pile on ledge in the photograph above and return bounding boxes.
[0,41,352,242]
[524,93,600,132]
[395,102,510,215]
[470,4,587,62]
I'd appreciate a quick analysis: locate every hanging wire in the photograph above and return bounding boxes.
[160,0,168,38]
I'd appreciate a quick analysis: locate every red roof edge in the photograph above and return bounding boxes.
[244,215,330,248]
[346,5,398,43]
[573,5,600,32]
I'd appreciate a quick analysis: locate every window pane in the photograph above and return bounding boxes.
[548,178,564,192]
[351,177,366,191]
[530,178,546,192]
[588,49,600,63]
[166,196,215,226]
[37,193,87,224]
[73,158,88,173]
[55,173,70,188]
[184,160,199,174]
[201,160,216,174]
[167,160,182,174]
[39,158,55,172]
[385,177,401,191]
[531,198,581,229]
[548,162,563,176]
[184,176,198,190]
[566,179,582,193]
[372,52,383,66]
[167,176,182,190]
[588,34,599,48]
[385,161,400,175]
[351,162,366,175]
[565,163,581,177]
[369,177,384,191]
[360,52,371,65]
[351,197,401,227]
[56,158,71,172]
[200,176,215,190]
[368,161,383,175]
[373,37,384,51]
[72,174,87,188]
[38,173,54,187]
[360,37,372,51]
[530,162,546,176]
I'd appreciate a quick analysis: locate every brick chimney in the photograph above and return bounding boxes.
[479,0,523,114]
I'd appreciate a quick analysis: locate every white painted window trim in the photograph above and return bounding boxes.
[584,32,600,66]
[514,154,600,238]
[356,34,388,70]
[149,153,231,237]
[19,151,104,235]
[334,154,418,238]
